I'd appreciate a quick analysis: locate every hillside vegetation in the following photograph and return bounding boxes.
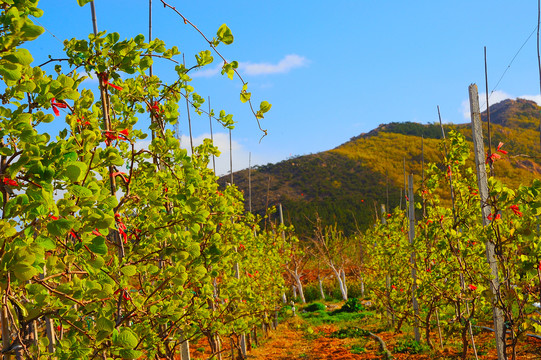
[222,98,541,236]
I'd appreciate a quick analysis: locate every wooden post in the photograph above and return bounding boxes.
[469,83,506,360]
[179,330,190,360]
[435,309,444,349]
[408,174,421,343]
[239,335,247,359]
[1,293,11,360]
[402,158,407,210]
[40,268,56,356]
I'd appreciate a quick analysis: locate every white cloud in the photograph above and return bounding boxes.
[190,64,222,78]
[188,54,309,79]
[240,54,309,75]
[460,90,541,119]
[518,94,541,104]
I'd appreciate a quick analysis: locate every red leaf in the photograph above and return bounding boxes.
[509,205,522,217]
[2,178,18,187]
[487,152,501,163]
[108,82,123,91]
[104,131,118,141]
[468,284,477,291]
[496,142,508,154]
[51,98,67,117]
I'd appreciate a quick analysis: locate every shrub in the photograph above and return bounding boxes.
[335,298,364,313]
[303,302,326,312]
[331,327,368,339]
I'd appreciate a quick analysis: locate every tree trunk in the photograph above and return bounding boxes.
[293,269,306,303]
[318,274,326,300]
[329,263,348,301]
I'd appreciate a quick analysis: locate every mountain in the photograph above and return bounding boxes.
[481,98,538,130]
[220,98,541,237]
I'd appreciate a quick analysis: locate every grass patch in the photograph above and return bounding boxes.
[303,302,326,312]
[350,343,367,354]
[301,308,370,326]
[299,300,375,327]
[331,327,369,339]
[393,338,429,354]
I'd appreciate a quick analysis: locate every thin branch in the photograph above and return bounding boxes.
[159,0,268,138]
[37,58,70,68]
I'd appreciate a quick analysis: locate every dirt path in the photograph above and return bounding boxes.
[247,318,377,360]
[244,317,541,360]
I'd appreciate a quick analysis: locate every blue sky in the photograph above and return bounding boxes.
[26,1,541,176]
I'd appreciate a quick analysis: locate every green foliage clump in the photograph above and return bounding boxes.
[378,121,444,139]
[393,338,428,354]
[303,302,326,312]
[331,327,368,339]
[334,298,364,313]
[349,344,367,354]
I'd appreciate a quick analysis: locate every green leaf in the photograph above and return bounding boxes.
[76,0,94,7]
[140,56,153,70]
[89,237,108,255]
[63,152,78,162]
[0,61,21,81]
[94,214,114,229]
[0,147,13,156]
[12,263,38,282]
[96,317,114,332]
[35,236,56,251]
[3,49,33,66]
[20,22,44,41]
[69,185,93,198]
[195,50,213,67]
[64,161,88,182]
[147,264,159,275]
[88,255,105,269]
[119,349,143,359]
[102,195,119,209]
[47,219,74,236]
[259,101,272,113]
[240,91,251,103]
[216,24,234,45]
[256,101,272,119]
[121,265,137,277]
[105,32,120,44]
[187,243,200,258]
[8,295,28,317]
[114,328,138,349]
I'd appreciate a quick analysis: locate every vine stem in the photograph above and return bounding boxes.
[159,0,268,138]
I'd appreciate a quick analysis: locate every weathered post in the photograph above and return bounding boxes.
[469,83,506,360]
[408,174,421,343]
